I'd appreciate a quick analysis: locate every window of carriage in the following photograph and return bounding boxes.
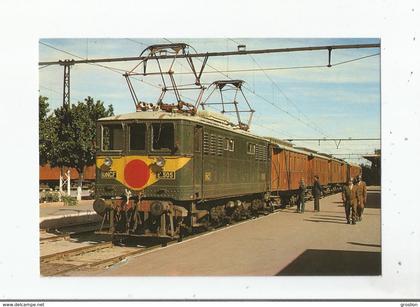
[102,124,124,151]
[129,123,146,151]
[247,143,256,154]
[151,123,174,151]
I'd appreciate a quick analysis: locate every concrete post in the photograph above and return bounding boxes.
[77,186,82,201]
[67,169,71,196]
[59,172,63,201]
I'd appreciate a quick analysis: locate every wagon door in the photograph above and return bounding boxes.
[193,125,204,200]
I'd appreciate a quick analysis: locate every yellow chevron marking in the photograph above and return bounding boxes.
[96,155,191,190]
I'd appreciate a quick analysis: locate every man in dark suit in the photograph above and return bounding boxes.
[297,178,306,213]
[312,175,322,212]
[342,177,358,224]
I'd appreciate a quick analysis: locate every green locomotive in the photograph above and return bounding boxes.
[94,109,272,240]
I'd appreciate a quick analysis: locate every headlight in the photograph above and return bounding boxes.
[156,156,165,167]
[104,157,113,167]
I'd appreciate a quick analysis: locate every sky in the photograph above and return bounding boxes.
[39,38,381,164]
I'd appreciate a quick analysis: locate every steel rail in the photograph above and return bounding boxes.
[45,246,158,276]
[40,242,113,263]
[40,233,70,243]
[38,43,380,66]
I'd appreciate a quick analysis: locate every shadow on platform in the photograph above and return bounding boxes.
[276,249,381,276]
[365,191,381,209]
[304,218,346,225]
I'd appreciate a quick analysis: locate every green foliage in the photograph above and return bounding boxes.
[39,96,113,176]
[39,190,60,203]
[61,195,78,206]
[39,96,57,166]
[39,95,49,121]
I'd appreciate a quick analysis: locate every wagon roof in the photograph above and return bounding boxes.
[98,110,269,142]
[270,143,346,163]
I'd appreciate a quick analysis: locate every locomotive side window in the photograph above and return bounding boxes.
[224,138,229,150]
[129,123,146,151]
[228,139,235,151]
[102,124,123,151]
[151,123,174,151]
[247,143,256,154]
[223,138,235,151]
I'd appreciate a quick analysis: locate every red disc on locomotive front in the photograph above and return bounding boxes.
[124,159,150,189]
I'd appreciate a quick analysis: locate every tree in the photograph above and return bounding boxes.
[39,96,58,166]
[48,97,114,199]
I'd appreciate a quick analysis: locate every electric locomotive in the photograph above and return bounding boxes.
[93,109,272,240]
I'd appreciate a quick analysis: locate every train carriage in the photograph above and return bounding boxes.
[348,163,362,180]
[308,155,329,188]
[269,140,309,204]
[328,158,348,192]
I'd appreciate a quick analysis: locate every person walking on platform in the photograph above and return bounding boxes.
[355,175,367,221]
[342,177,358,224]
[297,178,306,213]
[312,175,322,212]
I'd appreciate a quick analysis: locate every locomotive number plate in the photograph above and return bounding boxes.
[157,171,175,180]
[101,171,116,179]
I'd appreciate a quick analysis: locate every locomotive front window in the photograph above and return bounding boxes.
[102,124,123,151]
[129,123,146,151]
[151,123,174,151]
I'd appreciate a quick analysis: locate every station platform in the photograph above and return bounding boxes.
[83,186,381,276]
[39,199,100,229]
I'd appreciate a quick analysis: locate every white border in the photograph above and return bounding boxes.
[0,0,419,300]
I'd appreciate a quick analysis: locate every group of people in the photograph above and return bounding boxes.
[342,175,367,224]
[296,175,322,214]
[296,175,367,225]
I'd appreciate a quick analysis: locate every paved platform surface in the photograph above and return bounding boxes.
[85,187,381,276]
[40,200,94,219]
[39,200,99,229]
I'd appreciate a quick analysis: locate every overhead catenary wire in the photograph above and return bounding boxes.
[162,38,326,139]
[39,40,163,91]
[228,38,331,138]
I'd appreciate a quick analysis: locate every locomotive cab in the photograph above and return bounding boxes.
[94,112,198,240]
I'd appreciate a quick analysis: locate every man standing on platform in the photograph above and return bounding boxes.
[297,178,306,213]
[356,175,367,221]
[312,175,322,212]
[342,177,358,224]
